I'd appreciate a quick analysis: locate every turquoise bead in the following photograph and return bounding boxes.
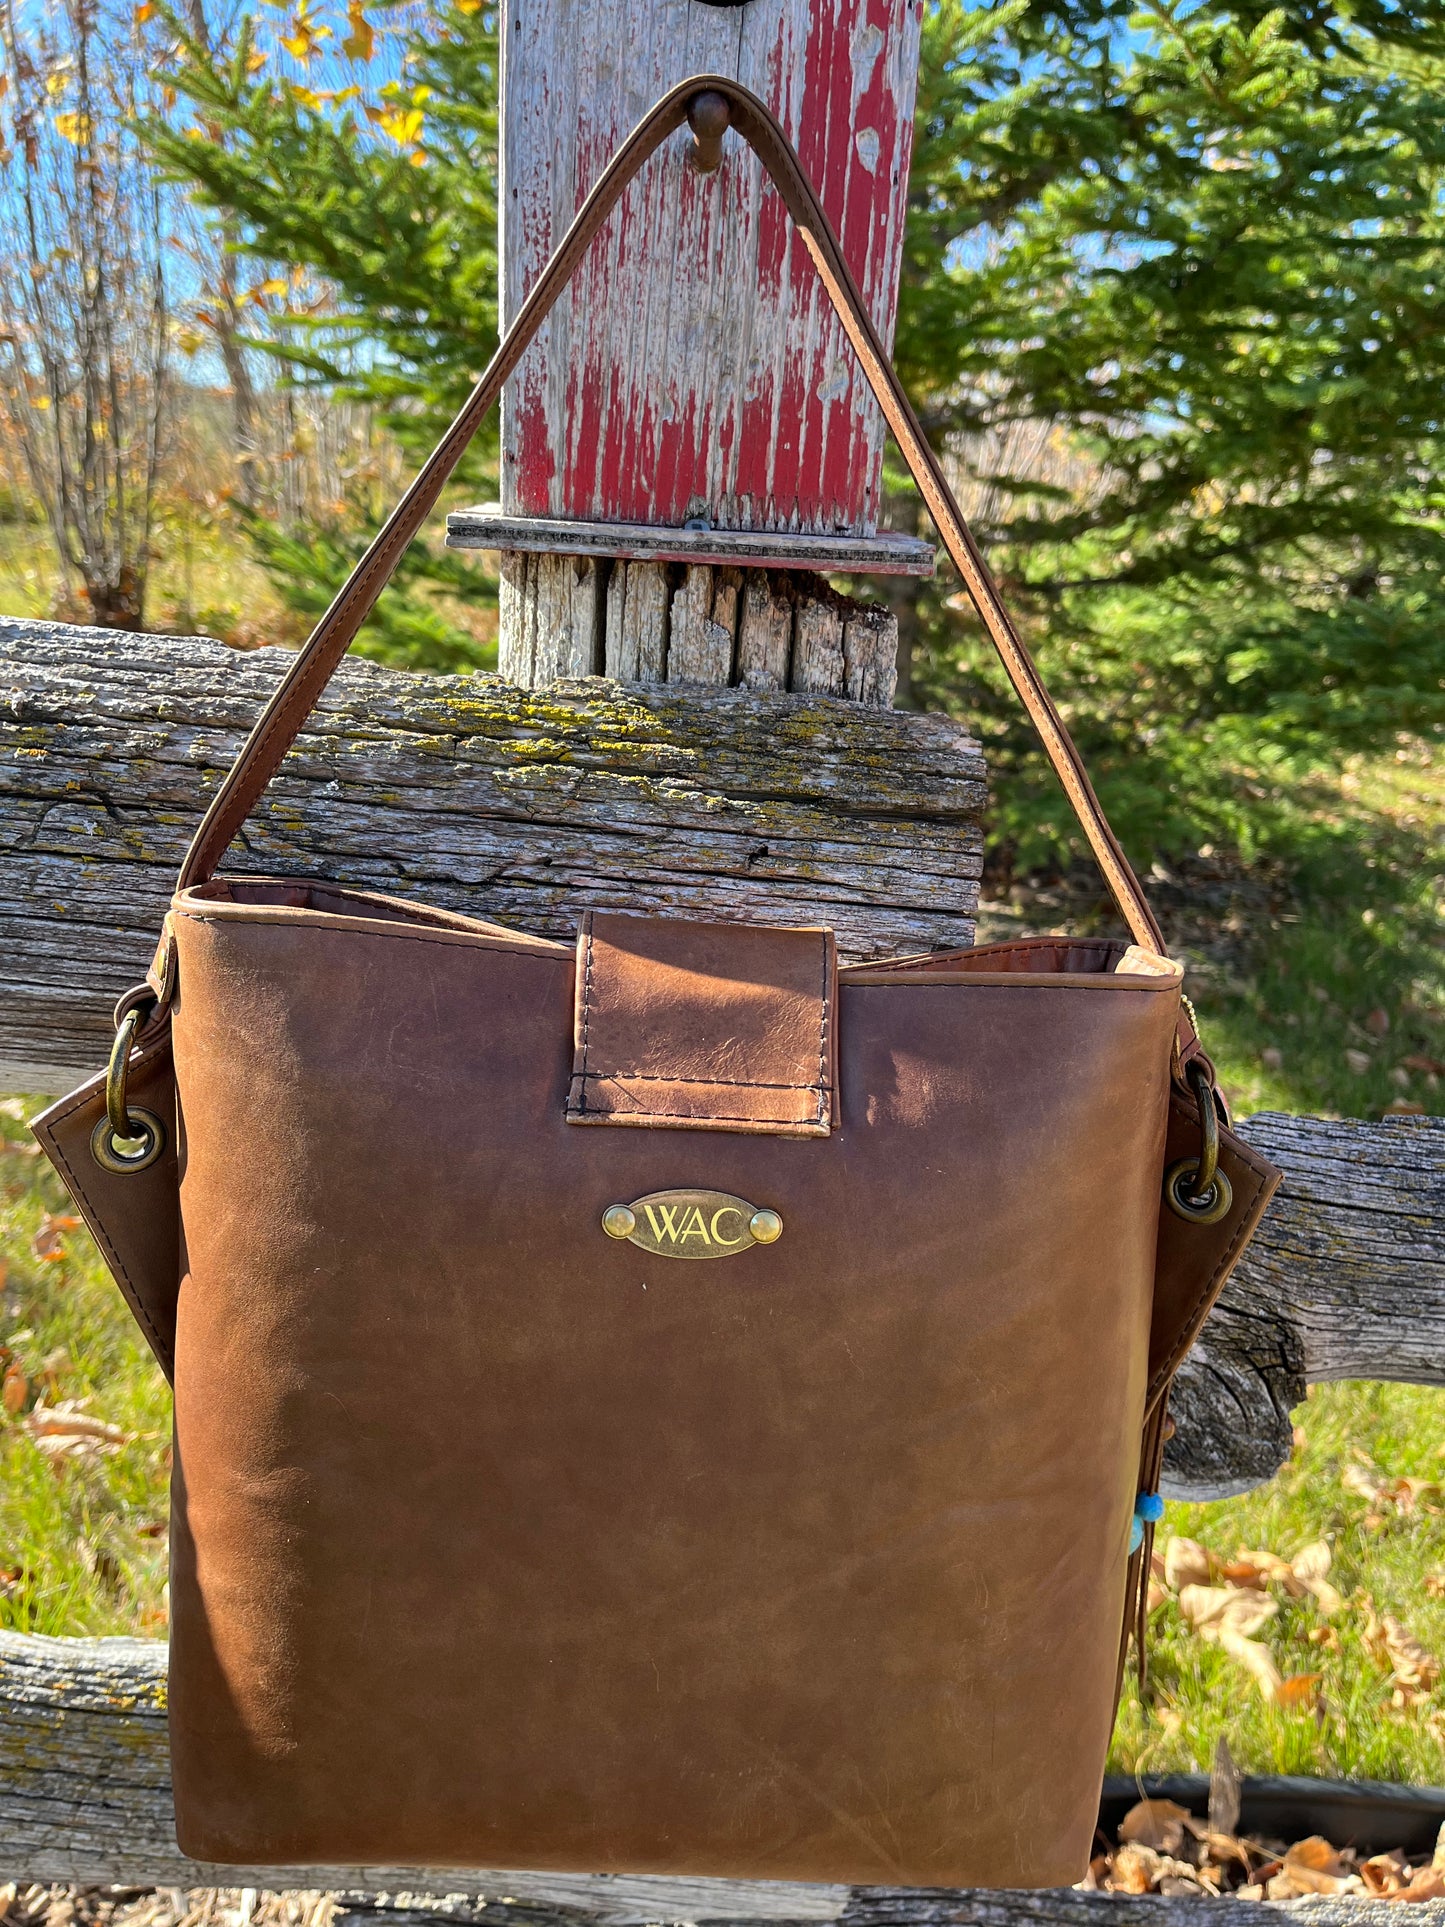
[1128,1515,1144,1555]
[1137,1491,1165,1524]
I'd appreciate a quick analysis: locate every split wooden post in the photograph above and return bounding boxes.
[446,0,933,702]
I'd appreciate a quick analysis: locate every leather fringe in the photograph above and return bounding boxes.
[1114,1393,1173,1705]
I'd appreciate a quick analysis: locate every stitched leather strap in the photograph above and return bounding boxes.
[176,74,1167,956]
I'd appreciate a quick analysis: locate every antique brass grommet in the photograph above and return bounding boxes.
[602,1205,637,1239]
[1164,1157,1233,1225]
[748,1208,783,1245]
[91,1106,166,1175]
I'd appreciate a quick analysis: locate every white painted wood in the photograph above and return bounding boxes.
[447,508,936,576]
[498,0,923,535]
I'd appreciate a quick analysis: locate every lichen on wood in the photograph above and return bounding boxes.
[0,617,983,1087]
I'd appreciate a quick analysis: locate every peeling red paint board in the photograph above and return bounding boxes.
[500,0,922,534]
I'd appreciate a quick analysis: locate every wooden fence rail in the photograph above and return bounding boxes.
[2,1634,1444,1927]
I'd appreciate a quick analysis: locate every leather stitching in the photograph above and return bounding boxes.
[575,1071,824,1091]
[816,931,830,1127]
[575,914,595,1117]
[1145,1093,1273,1412]
[41,1095,174,1376]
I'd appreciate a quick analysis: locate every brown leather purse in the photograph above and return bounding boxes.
[33,79,1280,1890]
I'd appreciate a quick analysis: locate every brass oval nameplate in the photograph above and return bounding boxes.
[601,1190,781,1259]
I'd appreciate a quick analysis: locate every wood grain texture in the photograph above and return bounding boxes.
[843,605,899,706]
[0,617,983,1088]
[1162,1113,1444,1502]
[739,568,794,690]
[503,555,899,698]
[448,508,936,576]
[4,1632,1445,1926]
[667,563,736,683]
[498,0,923,533]
[792,589,847,695]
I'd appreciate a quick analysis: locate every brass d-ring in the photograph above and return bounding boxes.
[92,1006,165,1173]
[1164,1059,1231,1224]
[105,1006,142,1143]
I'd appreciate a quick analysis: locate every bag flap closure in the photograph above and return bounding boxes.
[567,912,837,1136]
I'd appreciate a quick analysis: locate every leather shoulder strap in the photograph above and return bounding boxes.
[177,75,1167,956]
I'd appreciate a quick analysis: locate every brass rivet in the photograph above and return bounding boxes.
[748,1208,783,1245]
[602,1205,636,1239]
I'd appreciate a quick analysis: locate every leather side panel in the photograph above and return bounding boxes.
[31,1033,180,1381]
[1147,1088,1281,1414]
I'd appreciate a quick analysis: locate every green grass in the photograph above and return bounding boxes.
[1111,1382,1445,1781]
[1173,744,1443,1125]
[0,1097,172,1637]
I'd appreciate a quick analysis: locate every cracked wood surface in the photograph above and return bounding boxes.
[1163,1113,1444,1501]
[0,618,983,1088]
[3,1633,1444,1924]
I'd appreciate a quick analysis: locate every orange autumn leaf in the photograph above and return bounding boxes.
[30,1213,80,1261]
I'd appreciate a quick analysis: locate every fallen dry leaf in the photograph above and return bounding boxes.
[1164,1535,1213,1590]
[1393,1867,1445,1904]
[1220,1547,1297,1591]
[1425,1572,1445,1600]
[1119,1798,1193,1856]
[25,1399,130,1462]
[1179,1583,1278,1638]
[1363,1601,1440,1702]
[1109,1843,1162,1894]
[1273,1671,1324,1708]
[1344,1462,1389,1504]
[1278,1835,1356,1896]
[1290,1539,1344,1614]
[1361,1850,1412,1897]
[29,1214,80,1263]
[2,1364,26,1416]
[1217,1624,1284,1698]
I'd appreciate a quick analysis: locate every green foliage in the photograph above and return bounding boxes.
[143,0,504,664]
[897,0,1445,869]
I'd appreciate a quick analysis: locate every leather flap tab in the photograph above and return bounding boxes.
[567,912,837,1136]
